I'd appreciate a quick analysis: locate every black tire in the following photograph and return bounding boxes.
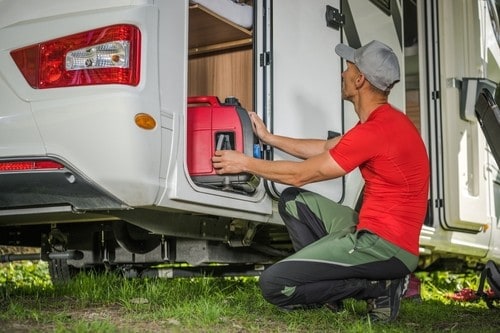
[48,258,78,284]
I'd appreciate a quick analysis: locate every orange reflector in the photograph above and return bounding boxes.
[135,113,156,130]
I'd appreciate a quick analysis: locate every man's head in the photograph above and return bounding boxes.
[335,40,400,92]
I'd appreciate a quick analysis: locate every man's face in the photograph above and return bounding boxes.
[341,61,362,101]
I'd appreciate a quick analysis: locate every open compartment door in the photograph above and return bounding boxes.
[257,0,345,202]
[156,0,272,218]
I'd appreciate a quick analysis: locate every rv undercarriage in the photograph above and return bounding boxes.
[0,216,492,283]
[0,215,292,282]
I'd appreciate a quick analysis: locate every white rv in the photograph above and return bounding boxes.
[0,0,499,280]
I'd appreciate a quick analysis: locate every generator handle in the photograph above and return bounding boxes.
[187,96,220,107]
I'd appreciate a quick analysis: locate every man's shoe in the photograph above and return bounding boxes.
[367,275,409,322]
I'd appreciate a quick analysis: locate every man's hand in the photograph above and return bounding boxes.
[212,150,248,174]
[248,112,271,144]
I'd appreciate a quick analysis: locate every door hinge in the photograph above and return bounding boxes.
[432,90,440,100]
[260,52,272,67]
[434,198,443,208]
[325,5,344,30]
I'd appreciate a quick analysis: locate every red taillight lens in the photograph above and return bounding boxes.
[0,160,64,172]
[10,24,141,89]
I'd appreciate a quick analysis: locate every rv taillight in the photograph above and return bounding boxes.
[10,24,141,89]
[0,160,64,172]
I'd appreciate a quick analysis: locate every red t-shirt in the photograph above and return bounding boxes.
[329,104,429,255]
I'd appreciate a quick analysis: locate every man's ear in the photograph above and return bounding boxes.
[355,74,366,88]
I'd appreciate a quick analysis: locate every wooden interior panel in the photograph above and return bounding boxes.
[188,48,253,110]
[189,4,252,56]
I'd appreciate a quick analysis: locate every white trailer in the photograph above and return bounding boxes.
[0,0,498,280]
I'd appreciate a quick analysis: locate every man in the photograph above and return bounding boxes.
[212,40,430,322]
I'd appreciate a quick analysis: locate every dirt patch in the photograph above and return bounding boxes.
[2,304,180,333]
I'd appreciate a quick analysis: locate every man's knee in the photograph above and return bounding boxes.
[259,265,294,306]
[259,267,279,304]
[280,187,303,200]
[278,187,301,206]
[278,187,305,217]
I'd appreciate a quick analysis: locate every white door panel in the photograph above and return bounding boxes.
[269,0,344,201]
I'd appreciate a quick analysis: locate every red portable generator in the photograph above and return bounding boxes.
[187,96,260,194]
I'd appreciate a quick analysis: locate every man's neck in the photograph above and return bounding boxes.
[355,93,388,123]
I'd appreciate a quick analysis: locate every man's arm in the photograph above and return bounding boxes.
[212,149,347,187]
[264,134,328,159]
[249,112,342,159]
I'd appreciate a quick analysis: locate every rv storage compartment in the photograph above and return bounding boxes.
[187,96,259,194]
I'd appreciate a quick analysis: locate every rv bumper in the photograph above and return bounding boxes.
[0,158,127,214]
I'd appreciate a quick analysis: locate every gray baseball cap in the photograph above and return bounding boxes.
[335,40,400,91]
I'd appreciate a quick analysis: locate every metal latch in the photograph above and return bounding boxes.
[260,52,272,67]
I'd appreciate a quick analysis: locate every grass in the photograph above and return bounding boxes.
[1,261,500,332]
